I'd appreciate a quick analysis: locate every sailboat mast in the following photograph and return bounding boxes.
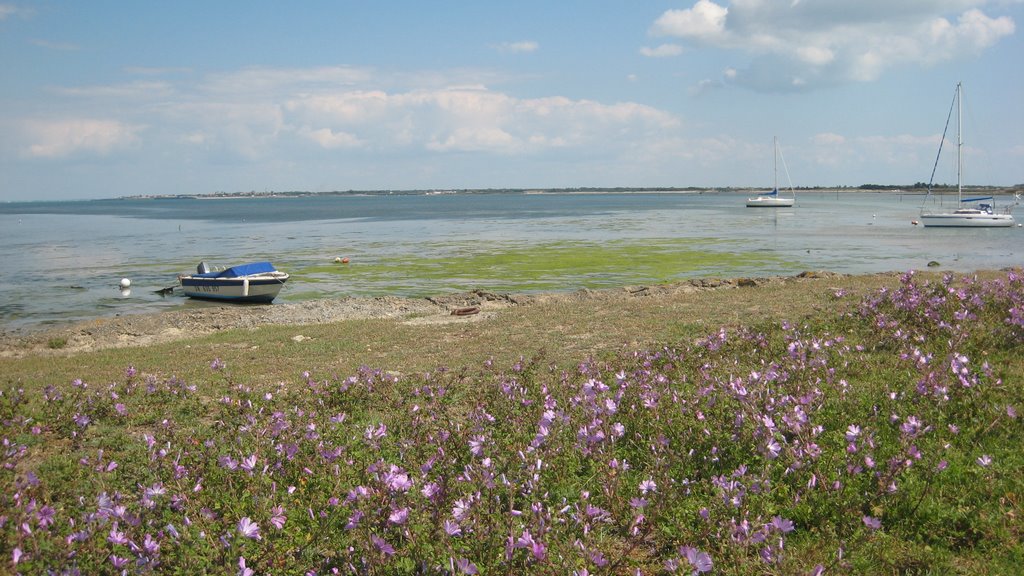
[956,82,962,202]
[773,136,778,191]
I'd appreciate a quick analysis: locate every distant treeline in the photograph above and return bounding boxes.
[125,183,1023,200]
[858,182,1022,192]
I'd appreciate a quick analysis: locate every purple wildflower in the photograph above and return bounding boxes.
[531,539,547,561]
[421,482,440,501]
[453,498,471,521]
[364,423,387,440]
[862,515,882,530]
[270,506,286,529]
[444,519,462,537]
[372,534,395,556]
[238,517,261,540]
[240,454,257,473]
[108,524,130,546]
[977,454,993,467]
[143,533,160,555]
[383,465,412,492]
[238,556,254,576]
[680,546,713,573]
[468,435,486,457]
[388,507,409,525]
[770,516,795,533]
[456,557,478,574]
[513,529,546,561]
[37,505,56,528]
[344,510,363,530]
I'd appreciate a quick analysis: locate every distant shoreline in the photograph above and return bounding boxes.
[119,185,1022,201]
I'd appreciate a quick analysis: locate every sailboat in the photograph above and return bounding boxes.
[919,82,1014,227]
[746,137,795,208]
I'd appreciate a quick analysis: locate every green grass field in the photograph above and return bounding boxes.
[1,270,1021,574]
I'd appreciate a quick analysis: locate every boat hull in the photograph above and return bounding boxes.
[179,273,289,303]
[746,197,795,208]
[919,213,1015,228]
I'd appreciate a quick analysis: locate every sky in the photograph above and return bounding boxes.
[1,1,1022,201]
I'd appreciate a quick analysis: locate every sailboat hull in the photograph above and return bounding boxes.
[919,213,1015,227]
[746,197,794,208]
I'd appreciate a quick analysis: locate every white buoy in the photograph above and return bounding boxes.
[119,278,131,289]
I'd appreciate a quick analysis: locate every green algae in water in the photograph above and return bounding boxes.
[290,238,796,297]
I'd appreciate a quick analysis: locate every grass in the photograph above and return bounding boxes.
[46,337,67,350]
[1,269,1022,574]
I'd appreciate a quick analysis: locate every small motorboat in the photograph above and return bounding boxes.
[178,261,289,303]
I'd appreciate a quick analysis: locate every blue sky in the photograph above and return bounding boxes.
[1,1,1022,201]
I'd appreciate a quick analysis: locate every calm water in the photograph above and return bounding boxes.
[1,191,1021,333]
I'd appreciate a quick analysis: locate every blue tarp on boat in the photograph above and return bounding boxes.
[193,262,277,279]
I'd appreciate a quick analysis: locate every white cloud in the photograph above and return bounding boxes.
[651,1,1016,90]
[31,39,79,51]
[200,66,371,96]
[7,65,683,188]
[0,4,29,19]
[284,85,679,155]
[57,80,176,99]
[23,119,141,158]
[640,43,684,57]
[651,0,728,39]
[300,127,363,149]
[812,132,845,146]
[494,40,539,54]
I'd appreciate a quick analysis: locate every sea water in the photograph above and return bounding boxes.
[1,191,1020,332]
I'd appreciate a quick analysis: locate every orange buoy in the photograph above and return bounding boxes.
[341,257,350,264]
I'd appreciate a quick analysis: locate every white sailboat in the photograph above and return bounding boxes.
[746,137,795,208]
[920,82,1014,228]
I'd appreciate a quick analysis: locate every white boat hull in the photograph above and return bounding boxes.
[746,196,794,208]
[179,272,289,302]
[919,213,1015,227]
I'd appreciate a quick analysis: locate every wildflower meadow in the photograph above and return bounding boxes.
[2,270,1022,574]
